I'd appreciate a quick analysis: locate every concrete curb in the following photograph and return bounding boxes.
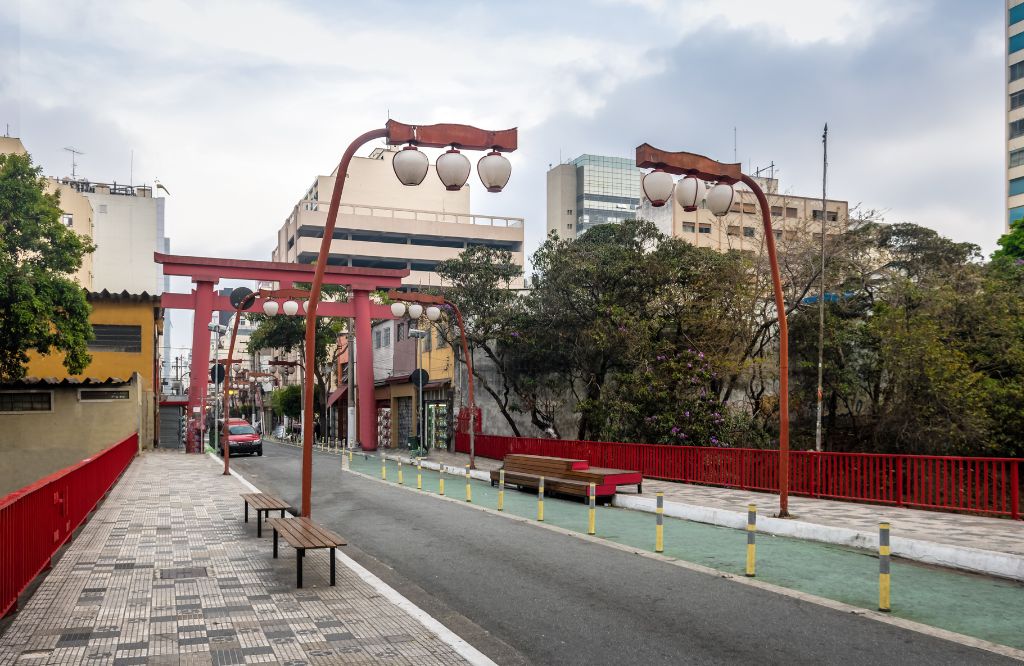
[613,494,1024,582]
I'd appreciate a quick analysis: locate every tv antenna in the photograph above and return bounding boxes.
[64,146,84,179]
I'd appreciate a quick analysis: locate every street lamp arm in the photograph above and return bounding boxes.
[385,120,517,151]
[635,143,743,183]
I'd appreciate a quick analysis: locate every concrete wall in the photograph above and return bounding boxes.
[546,163,577,238]
[51,181,95,289]
[0,376,145,496]
[87,189,162,294]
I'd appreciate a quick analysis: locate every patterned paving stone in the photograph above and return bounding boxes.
[0,452,470,665]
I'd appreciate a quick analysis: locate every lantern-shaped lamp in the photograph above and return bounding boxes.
[707,183,737,217]
[436,148,471,191]
[393,145,429,186]
[282,300,300,316]
[641,169,674,207]
[674,176,705,212]
[425,306,441,321]
[390,302,407,318]
[408,303,424,320]
[477,151,512,193]
[263,300,280,316]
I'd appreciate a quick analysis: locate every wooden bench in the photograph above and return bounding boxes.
[489,454,643,499]
[267,517,346,588]
[242,493,291,537]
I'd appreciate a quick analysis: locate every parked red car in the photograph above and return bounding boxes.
[220,418,263,457]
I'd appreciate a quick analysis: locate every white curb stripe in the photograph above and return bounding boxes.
[206,452,496,666]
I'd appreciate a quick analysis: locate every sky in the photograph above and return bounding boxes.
[0,0,1008,350]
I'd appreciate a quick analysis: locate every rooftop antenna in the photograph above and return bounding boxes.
[64,146,84,179]
[130,149,134,187]
[733,127,737,162]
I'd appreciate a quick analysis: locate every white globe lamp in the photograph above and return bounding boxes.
[425,306,441,321]
[674,176,705,212]
[641,169,674,207]
[390,302,407,318]
[263,300,279,316]
[408,303,424,320]
[477,151,512,192]
[436,148,471,191]
[392,146,429,186]
[707,183,737,217]
[282,300,300,316]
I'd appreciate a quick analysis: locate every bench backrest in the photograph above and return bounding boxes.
[504,454,589,475]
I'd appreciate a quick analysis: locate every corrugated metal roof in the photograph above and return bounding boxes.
[3,376,131,387]
[85,289,161,303]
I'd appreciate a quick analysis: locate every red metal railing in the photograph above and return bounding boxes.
[0,433,138,617]
[455,432,1021,519]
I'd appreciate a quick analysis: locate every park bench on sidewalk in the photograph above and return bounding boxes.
[267,517,346,588]
[490,454,643,500]
[242,493,291,537]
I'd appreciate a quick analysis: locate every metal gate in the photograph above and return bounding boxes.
[159,405,183,448]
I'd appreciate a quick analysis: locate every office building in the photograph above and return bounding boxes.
[1008,0,1024,229]
[272,147,525,287]
[547,154,642,238]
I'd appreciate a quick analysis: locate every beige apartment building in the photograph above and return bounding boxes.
[547,155,847,250]
[272,147,525,287]
[1008,0,1024,230]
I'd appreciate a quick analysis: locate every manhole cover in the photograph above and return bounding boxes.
[159,567,208,580]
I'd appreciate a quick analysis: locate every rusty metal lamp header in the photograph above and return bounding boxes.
[636,143,745,216]
[387,120,516,192]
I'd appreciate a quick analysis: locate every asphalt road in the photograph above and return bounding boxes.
[231,443,1015,666]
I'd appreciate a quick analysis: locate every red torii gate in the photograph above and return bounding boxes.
[156,252,407,452]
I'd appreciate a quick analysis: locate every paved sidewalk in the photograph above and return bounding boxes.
[427,448,1024,558]
[0,451,472,665]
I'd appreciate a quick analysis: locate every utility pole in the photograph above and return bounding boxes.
[815,124,828,453]
[347,319,356,448]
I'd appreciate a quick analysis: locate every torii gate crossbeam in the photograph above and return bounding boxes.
[156,252,408,453]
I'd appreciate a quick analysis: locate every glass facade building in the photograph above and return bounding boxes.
[571,155,642,234]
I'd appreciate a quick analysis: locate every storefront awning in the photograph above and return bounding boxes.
[326,386,347,408]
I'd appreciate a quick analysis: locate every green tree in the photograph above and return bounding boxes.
[992,218,1024,262]
[271,385,302,419]
[0,152,94,381]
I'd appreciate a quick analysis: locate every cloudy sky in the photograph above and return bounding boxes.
[0,1,1006,307]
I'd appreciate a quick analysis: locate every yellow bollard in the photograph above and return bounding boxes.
[381,455,386,481]
[655,492,664,553]
[587,482,596,535]
[398,460,404,485]
[348,448,353,463]
[537,476,545,521]
[416,458,423,490]
[497,469,505,511]
[879,522,891,612]
[465,465,472,503]
[745,504,757,577]
[439,467,445,496]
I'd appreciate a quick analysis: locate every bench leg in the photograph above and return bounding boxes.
[638,483,642,494]
[257,510,262,538]
[281,509,286,518]
[330,547,336,586]
[244,502,249,523]
[297,548,304,588]
[273,529,278,558]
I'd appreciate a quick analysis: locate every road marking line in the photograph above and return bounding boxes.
[345,461,1024,662]
[206,452,497,666]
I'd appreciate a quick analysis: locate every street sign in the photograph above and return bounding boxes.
[210,363,226,384]
[409,369,429,388]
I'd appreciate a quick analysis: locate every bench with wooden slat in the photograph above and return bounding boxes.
[242,493,291,537]
[490,454,644,498]
[267,516,346,588]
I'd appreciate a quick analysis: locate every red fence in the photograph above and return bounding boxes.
[0,433,138,617]
[455,432,1021,519]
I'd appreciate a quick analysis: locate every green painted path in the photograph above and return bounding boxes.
[349,453,1024,650]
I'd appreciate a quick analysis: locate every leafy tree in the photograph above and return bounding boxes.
[992,218,1024,262]
[271,385,302,419]
[0,152,94,381]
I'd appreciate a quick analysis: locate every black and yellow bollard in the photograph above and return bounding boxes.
[587,482,596,535]
[537,476,545,521]
[655,492,665,553]
[745,504,757,577]
[879,522,891,612]
[348,448,353,464]
[381,455,387,481]
[497,469,505,511]
[465,465,472,503]
[416,458,423,490]
[439,467,445,496]
[398,460,404,485]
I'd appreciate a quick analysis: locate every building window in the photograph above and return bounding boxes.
[770,206,783,217]
[727,225,740,236]
[423,329,432,352]
[682,222,696,233]
[741,203,756,215]
[396,323,404,341]
[1011,32,1024,55]
[97,204,108,214]
[0,391,53,412]
[698,223,712,234]
[1011,205,1024,226]
[382,328,391,347]
[785,207,798,218]
[742,227,755,238]
[374,330,381,349]
[78,389,130,402]
[1011,176,1024,197]
[1013,61,1024,82]
[88,325,142,352]
[1013,91,1024,112]
[1011,119,1024,140]
[1012,148,1024,169]
[774,230,783,239]
[1013,3,1024,26]
[61,213,74,227]
[811,210,840,222]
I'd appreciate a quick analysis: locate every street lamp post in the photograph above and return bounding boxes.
[299,121,516,516]
[208,322,228,452]
[635,144,792,518]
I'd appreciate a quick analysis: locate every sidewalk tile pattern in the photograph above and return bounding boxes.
[427,448,1024,556]
[0,452,468,665]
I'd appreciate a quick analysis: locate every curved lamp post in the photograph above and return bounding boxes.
[635,143,791,518]
[301,120,517,517]
[388,292,478,468]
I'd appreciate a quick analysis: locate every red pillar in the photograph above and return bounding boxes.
[187,281,215,453]
[354,290,377,451]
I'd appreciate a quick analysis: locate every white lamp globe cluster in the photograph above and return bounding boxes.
[262,299,303,316]
[392,144,512,193]
[390,301,442,322]
[641,170,738,217]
